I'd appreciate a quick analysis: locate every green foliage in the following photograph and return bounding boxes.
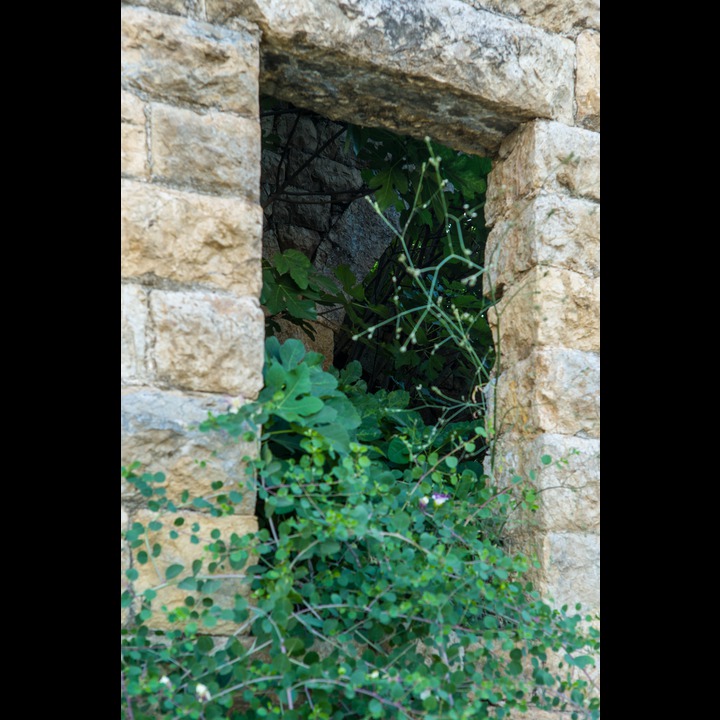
[121,126,599,719]
[122,338,599,719]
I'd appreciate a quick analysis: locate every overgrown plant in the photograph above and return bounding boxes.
[121,140,599,719]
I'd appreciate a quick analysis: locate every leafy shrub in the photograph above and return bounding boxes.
[121,134,599,720]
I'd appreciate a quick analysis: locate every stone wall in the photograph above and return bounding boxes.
[121,3,265,627]
[121,0,600,683]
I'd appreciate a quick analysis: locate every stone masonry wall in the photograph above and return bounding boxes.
[121,2,264,629]
[121,1,600,681]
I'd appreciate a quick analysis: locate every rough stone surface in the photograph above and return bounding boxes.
[122,284,149,383]
[121,91,148,179]
[486,120,600,225]
[484,193,599,294]
[121,179,263,296]
[458,1,599,36]
[121,0,190,15]
[121,387,257,515]
[575,30,600,132]
[150,290,265,395]
[487,266,599,366]
[489,433,599,532]
[542,531,599,611]
[209,0,575,155]
[131,509,258,632]
[150,103,261,198]
[489,348,599,438]
[122,7,259,116]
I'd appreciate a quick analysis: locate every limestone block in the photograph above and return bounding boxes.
[490,348,599,438]
[121,90,146,125]
[575,31,600,132]
[458,1,599,36]
[489,433,599,533]
[484,193,599,294]
[131,509,258,632]
[486,121,599,225]
[208,0,575,154]
[149,290,264,396]
[121,6,258,116]
[487,266,599,366]
[121,0,189,15]
[121,91,148,179]
[150,103,261,199]
[121,284,149,383]
[121,387,258,516]
[121,179,263,296]
[541,531,599,612]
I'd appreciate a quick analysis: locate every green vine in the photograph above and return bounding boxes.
[121,126,599,720]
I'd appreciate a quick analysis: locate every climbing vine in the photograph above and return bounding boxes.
[121,110,600,719]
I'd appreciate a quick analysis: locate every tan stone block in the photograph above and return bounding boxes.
[121,0,189,15]
[150,103,261,198]
[131,509,258,633]
[541,531,599,613]
[149,290,264,395]
[490,348,599,438]
[121,90,146,125]
[458,1,599,35]
[122,125,148,178]
[121,6,258,116]
[121,387,258,516]
[121,284,149,383]
[575,31,600,132]
[487,266,599,365]
[121,179,262,296]
[484,193,599,293]
[486,121,599,225]
[489,433,599,533]
[209,0,575,154]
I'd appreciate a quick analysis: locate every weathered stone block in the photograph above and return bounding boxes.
[121,179,263,296]
[121,6,259,116]
[541,531,599,612]
[486,121,600,225]
[121,90,146,125]
[490,348,599,438]
[458,1,599,36]
[489,433,599,533]
[131,509,258,632]
[149,290,264,395]
[150,103,261,198]
[121,284,149,383]
[209,0,575,154]
[575,30,600,132]
[487,266,599,365]
[484,192,599,294]
[121,387,258,515]
[121,0,189,16]
[121,91,148,179]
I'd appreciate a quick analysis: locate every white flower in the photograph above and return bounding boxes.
[159,676,172,690]
[195,683,211,702]
[228,396,243,414]
[420,688,432,700]
[419,496,430,509]
[432,492,450,506]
